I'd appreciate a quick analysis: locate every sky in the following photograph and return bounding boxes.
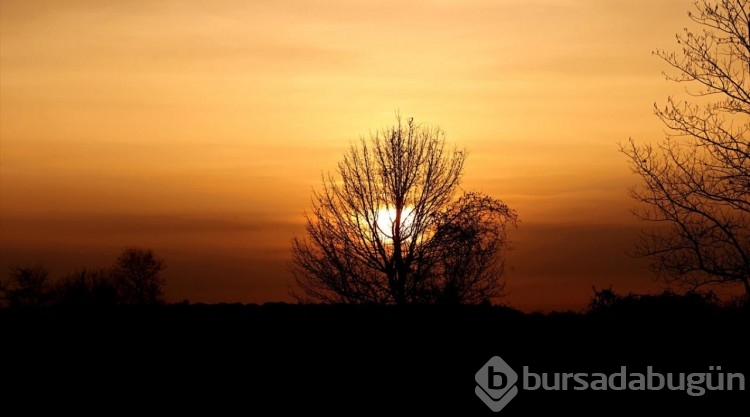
[0,0,714,311]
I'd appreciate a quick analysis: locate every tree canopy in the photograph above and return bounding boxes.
[621,0,750,296]
[291,115,517,304]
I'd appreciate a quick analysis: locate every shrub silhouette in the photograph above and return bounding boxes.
[0,264,50,308]
[51,268,119,307]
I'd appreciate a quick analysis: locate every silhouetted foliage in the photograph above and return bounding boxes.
[291,115,517,304]
[1,248,168,308]
[112,247,166,305]
[418,192,517,304]
[0,264,50,307]
[620,0,750,296]
[587,286,723,316]
[587,285,620,312]
[51,268,119,307]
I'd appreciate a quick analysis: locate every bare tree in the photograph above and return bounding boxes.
[290,115,517,304]
[112,247,166,305]
[621,0,750,296]
[1,264,50,308]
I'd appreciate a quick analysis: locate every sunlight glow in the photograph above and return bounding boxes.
[374,206,416,243]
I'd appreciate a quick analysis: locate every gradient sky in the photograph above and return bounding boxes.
[1,0,712,311]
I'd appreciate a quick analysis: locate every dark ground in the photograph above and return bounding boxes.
[2,301,747,415]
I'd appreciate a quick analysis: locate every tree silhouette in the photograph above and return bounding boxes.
[112,247,166,305]
[0,264,50,307]
[423,192,517,304]
[621,0,750,296]
[51,268,119,307]
[291,115,517,304]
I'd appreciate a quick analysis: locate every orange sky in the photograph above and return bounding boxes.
[1,0,712,311]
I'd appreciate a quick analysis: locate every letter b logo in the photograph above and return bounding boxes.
[488,366,507,389]
[475,356,518,412]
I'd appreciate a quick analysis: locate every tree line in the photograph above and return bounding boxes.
[0,247,166,308]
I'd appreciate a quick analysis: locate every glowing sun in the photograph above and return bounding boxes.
[374,206,416,242]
